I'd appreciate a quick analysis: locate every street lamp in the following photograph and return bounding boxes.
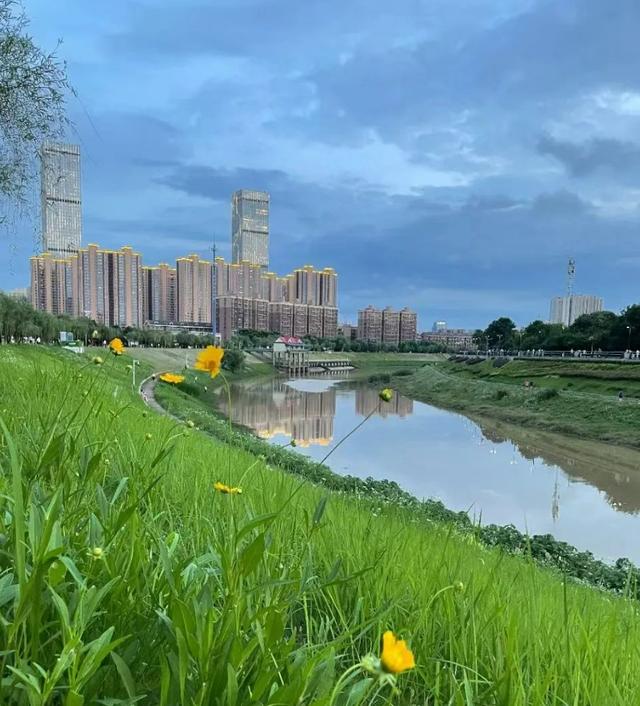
[132,359,140,389]
[627,325,633,351]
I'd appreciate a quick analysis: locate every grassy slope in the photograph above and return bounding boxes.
[396,359,640,447]
[134,346,274,377]
[2,347,640,703]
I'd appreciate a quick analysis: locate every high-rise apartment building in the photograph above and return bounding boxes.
[30,253,73,316]
[357,305,417,344]
[549,295,603,327]
[231,190,269,269]
[142,263,177,323]
[399,308,418,342]
[357,306,383,342]
[40,142,82,257]
[30,244,143,327]
[74,245,143,327]
[382,307,400,343]
[176,254,212,324]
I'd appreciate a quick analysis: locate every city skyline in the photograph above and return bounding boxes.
[2,1,639,329]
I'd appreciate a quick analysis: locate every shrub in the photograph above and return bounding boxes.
[537,387,559,401]
[494,389,509,400]
[492,356,510,368]
[392,369,413,377]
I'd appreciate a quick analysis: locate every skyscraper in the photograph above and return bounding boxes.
[40,142,82,257]
[231,190,269,269]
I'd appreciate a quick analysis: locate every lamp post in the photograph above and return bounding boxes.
[132,359,139,389]
[627,325,633,351]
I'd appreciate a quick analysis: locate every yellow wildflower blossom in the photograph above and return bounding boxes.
[159,372,185,385]
[109,338,124,355]
[380,631,415,674]
[195,346,224,378]
[214,481,242,495]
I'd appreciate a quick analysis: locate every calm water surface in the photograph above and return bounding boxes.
[213,376,640,563]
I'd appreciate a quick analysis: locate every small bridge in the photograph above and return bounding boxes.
[309,358,352,369]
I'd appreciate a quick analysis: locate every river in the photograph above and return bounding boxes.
[212,376,640,563]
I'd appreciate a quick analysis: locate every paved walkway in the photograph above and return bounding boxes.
[139,375,181,421]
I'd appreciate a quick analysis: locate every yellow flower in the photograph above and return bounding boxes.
[92,356,103,365]
[109,338,124,355]
[159,372,185,385]
[379,388,393,403]
[186,420,195,428]
[214,481,242,495]
[145,433,152,441]
[88,546,104,560]
[195,346,224,378]
[380,631,415,674]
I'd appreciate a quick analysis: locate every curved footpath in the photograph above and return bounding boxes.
[139,374,177,420]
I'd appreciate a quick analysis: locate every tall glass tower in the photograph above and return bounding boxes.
[40,142,82,257]
[231,189,269,269]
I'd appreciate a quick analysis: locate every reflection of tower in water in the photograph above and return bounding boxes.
[227,380,336,446]
[355,387,414,418]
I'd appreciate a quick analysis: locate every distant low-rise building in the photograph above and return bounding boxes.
[421,329,474,349]
[339,323,356,340]
[549,295,603,327]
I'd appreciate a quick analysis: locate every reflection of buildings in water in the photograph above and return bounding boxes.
[355,387,414,418]
[226,380,335,446]
[477,418,640,514]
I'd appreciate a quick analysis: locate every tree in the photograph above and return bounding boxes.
[521,320,551,349]
[484,317,516,349]
[569,311,619,351]
[222,348,244,373]
[0,0,71,211]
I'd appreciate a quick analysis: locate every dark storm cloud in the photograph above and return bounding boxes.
[537,134,640,178]
[5,0,640,327]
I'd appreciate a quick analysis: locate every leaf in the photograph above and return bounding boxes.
[111,651,137,699]
[239,532,265,577]
[312,497,328,528]
[236,512,278,543]
[226,663,238,706]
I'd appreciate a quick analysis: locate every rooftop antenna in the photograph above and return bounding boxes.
[567,258,575,297]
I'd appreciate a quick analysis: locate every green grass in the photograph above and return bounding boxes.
[2,346,640,703]
[396,360,640,447]
[134,346,275,378]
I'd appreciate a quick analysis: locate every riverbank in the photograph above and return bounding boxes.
[133,346,277,380]
[153,367,640,595]
[2,345,640,703]
[394,358,640,447]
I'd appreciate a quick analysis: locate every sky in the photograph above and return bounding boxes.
[2,0,640,330]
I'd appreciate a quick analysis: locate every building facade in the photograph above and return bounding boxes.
[176,254,212,325]
[357,306,383,342]
[421,329,474,349]
[30,244,143,327]
[549,295,604,327]
[357,306,417,344]
[231,190,269,269]
[382,307,400,343]
[40,142,82,257]
[30,253,72,316]
[29,240,338,340]
[399,307,417,342]
[142,263,177,324]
